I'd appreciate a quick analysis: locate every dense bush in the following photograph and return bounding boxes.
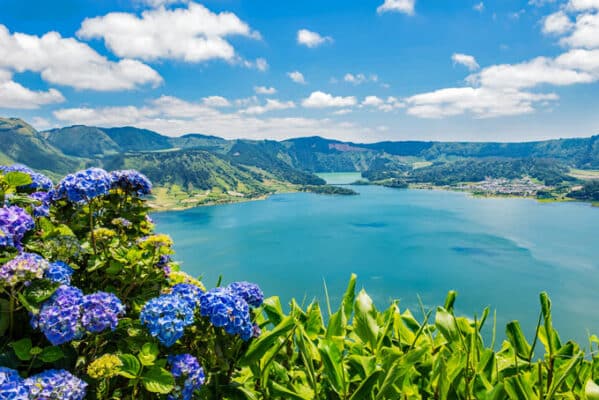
[0,164,263,399]
[2,163,599,399]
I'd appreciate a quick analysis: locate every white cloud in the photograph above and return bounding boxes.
[361,95,405,112]
[78,3,261,63]
[333,109,352,115]
[31,117,53,130]
[406,87,558,118]
[452,53,480,71]
[0,25,161,91]
[543,11,574,35]
[202,96,231,107]
[287,71,306,84]
[473,2,485,12]
[302,91,357,108]
[377,0,416,15]
[297,29,333,48]
[241,99,296,115]
[567,0,599,11]
[344,73,379,85]
[254,86,277,95]
[0,80,65,109]
[362,96,385,107]
[560,13,599,49]
[53,95,367,141]
[529,0,556,6]
[467,56,595,89]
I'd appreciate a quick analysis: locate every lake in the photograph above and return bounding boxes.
[153,173,599,344]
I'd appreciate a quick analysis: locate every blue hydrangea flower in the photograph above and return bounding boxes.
[52,168,112,203]
[227,281,264,307]
[167,354,205,400]
[0,226,13,248]
[44,261,74,285]
[81,292,125,333]
[199,288,253,341]
[110,170,152,196]
[0,367,28,400]
[0,164,53,191]
[0,252,49,287]
[24,369,87,400]
[0,205,35,250]
[34,285,84,345]
[29,191,51,218]
[140,293,195,347]
[171,283,203,309]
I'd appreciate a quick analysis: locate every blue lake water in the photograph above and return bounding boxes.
[153,175,599,344]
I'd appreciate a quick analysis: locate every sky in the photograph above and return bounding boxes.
[0,0,599,143]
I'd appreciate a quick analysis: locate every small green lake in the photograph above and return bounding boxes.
[153,173,599,344]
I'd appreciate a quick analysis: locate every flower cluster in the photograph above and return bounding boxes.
[167,354,205,400]
[171,283,204,309]
[29,191,51,218]
[33,286,125,345]
[0,164,53,191]
[0,205,35,250]
[199,288,253,341]
[87,354,123,379]
[24,369,87,400]
[52,168,112,203]
[0,252,49,287]
[227,281,264,308]
[44,261,74,285]
[0,367,28,400]
[33,285,85,345]
[110,170,152,196]
[112,217,132,228]
[140,293,195,347]
[81,292,125,333]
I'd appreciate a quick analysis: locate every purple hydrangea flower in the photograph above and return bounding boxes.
[44,261,74,285]
[52,168,112,203]
[29,191,51,218]
[0,205,35,250]
[0,227,13,248]
[0,367,28,400]
[0,252,49,287]
[34,285,84,345]
[0,164,53,191]
[167,354,205,400]
[140,293,195,347]
[171,283,203,309]
[24,369,87,400]
[81,292,125,333]
[227,281,264,307]
[110,170,152,196]
[199,288,253,341]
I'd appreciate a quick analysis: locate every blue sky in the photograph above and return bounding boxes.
[0,0,598,142]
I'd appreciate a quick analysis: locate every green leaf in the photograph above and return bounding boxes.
[353,289,379,349]
[503,375,537,400]
[24,280,60,304]
[505,321,532,360]
[11,338,32,361]
[269,381,311,400]
[138,343,159,366]
[585,380,599,400]
[435,307,459,343]
[240,316,295,365]
[443,290,457,312]
[318,338,346,397]
[118,354,141,379]
[341,273,357,322]
[349,368,383,400]
[142,367,175,394]
[39,346,64,363]
[5,171,32,188]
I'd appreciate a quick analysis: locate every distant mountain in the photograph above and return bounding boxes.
[44,125,121,157]
[0,118,78,175]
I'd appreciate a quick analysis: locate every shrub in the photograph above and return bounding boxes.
[0,166,262,399]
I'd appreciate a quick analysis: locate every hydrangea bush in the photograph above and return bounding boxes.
[0,165,263,399]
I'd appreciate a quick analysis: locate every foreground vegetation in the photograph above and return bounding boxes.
[2,164,599,399]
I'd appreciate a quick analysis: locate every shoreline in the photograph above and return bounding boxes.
[149,181,597,212]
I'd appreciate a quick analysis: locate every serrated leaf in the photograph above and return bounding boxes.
[118,354,141,379]
[11,338,33,361]
[142,367,175,394]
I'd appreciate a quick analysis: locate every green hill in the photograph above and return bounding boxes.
[0,117,79,175]
[44,125,121,157]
